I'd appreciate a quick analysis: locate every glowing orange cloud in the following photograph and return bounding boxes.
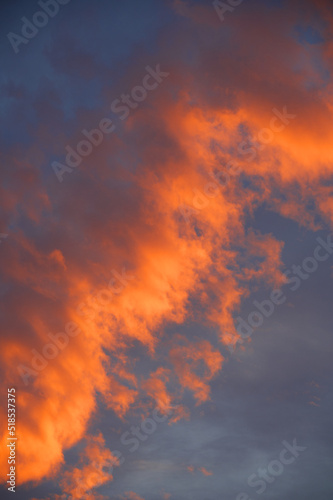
[60,433,119,499]
[1,1,333,498]
[199,467,213,476]
[169,339,224,404]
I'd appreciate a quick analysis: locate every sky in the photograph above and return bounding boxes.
[0,0,333,499]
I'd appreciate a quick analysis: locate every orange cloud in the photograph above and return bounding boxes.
[120,492,145,500]
[199,467,213,477]
[169,339,223,404]
[2,1,333,497]
[60,433,119,499]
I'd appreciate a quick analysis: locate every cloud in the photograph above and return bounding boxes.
[120,492,145,500]
[187,465,213,476]
[60,433,119,499]
[198,467,213,476]
[1,0,333,497]
[169,338,224,404]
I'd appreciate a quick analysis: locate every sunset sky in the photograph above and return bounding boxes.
[1,0,333,499]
